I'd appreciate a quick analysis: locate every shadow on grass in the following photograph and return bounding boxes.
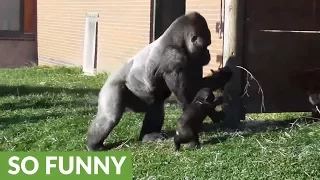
[105,140,136,150]
[0,98,94,111]
[0,84,99,111]
[201,117,319,146]
[0,84,100,97]
[89,140,136,152]
[156,117,319,148]
[0,108,95,130]
[0,112,64,130]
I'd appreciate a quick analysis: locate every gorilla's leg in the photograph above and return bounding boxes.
[174,135,181,151]
[139,102,165,142]
[312,106,320,118]
[86,85,125,151]
[189,134,200,149]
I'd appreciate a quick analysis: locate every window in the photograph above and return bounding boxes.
[0,0,36,37]
[0,0,21,31]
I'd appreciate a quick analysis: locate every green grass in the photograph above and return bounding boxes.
[1,66,320,179]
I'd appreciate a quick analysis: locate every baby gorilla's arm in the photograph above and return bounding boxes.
[214,96,224,105]
[207,96,225,123]
[208,111,225,123]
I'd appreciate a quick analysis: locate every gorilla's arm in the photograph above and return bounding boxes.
[163,70,191,108]
[162,47,194,109]
[207,96,225,123]
[202,67,233,91]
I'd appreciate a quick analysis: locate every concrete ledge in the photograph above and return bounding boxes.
[39,57,81,67]
[0,40,37,68]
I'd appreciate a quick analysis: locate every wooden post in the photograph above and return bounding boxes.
[222,0,246,128]
[23,0,37,34]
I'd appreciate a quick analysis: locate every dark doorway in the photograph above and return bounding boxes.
[243,0,320,113]
[152,0,186,41]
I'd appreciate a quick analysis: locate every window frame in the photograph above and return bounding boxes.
[0,0,25,38]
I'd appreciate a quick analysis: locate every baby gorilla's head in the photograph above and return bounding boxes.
[309,94,320,106]
[193,88,215,106]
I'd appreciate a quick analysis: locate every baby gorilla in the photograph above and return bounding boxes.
[174,88,223,151]
[292,69,320,118]
[308,94,320,118]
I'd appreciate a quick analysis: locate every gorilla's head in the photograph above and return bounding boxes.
[184,12,211,57]
[194,88,215,105]
[164,12,212,64]
[309,94,320,106]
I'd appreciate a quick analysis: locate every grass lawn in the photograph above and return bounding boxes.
[1,66,320,179]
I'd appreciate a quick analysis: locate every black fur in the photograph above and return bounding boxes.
[309,94,320,118]
[201,66,233,123]
[86,12,216,151]
[174,88,222,151]
[292,70,320,118]
[203,66,233,91]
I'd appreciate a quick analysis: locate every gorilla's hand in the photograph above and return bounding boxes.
[202,67,233,91]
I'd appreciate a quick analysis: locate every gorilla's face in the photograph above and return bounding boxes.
[186,24,211,65]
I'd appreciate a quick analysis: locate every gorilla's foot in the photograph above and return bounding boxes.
[211,117,222,124]
[173,135,181,151]
[312,109,320,118]
[174,145,181,152]
[219,121,245,131]
[141,132,168,142]
[188,140,201,149]
[86,143,106,151]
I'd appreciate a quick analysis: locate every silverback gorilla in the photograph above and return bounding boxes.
[86,12,226,151]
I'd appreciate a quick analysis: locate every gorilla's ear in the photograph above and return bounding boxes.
[191,35,197,42]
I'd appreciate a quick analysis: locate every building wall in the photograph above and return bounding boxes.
[186,0,224,75]
[37,0,224,75]
[37,0,151,73]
